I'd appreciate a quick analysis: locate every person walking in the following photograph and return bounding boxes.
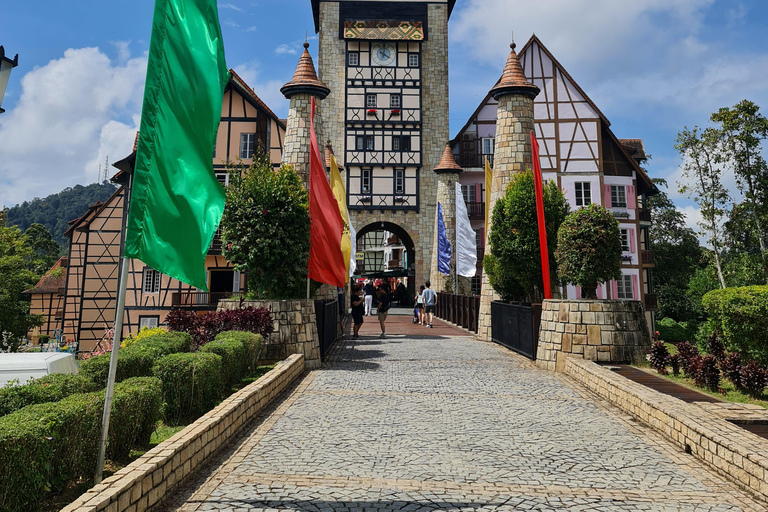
[350,285,365,339]
[415,285,425,325]
[377,285,391,338]
[422,280,437,328]
[363,279,374,316]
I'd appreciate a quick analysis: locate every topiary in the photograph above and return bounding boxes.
[649,341,670,375]
[555,204,622,298]
[152,352,223,424]
[0,373,98,417]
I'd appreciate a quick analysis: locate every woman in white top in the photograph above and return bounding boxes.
[415,285,426,325]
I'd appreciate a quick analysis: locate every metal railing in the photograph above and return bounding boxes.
[638,208,652,222]
[490,301,542,360]
[171,291,245,308]
[435,292,480,333]
[465,201,485,220]
[641,250,655,265]
[314,299,338,360]
[453,153,494,168]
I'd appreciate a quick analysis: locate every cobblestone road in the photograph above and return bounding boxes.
[165,335,766,512]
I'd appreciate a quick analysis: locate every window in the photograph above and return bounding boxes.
[215,172,229,187]
[239,133,255,159]
[475,228,483,249]
[362,169,371,193]
[408,53,419,67]
[365,135,375,151]
[611,185,627,208]
[393,135,410,151]
[461,184,476,205]
[617,274,634,299]
[481,137,495,155]
[395,169,404,194]
[366,94,377,108]
[356,135,365,151]
[142,268,161,294]
[139,316,159,330]
[390,94,401,109]
[574,182,591,207]
[620,229,630,252]
[348,51,359,66]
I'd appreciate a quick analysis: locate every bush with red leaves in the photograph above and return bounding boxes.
[668,353,681,376]
[740,361,768,399]
[649,341,670,375]
[720,352,743,390]
[166,307,273,349]
[676,341,699,376]
[706,331,726,362]
[688,355,705,387]
[697,355,721,391]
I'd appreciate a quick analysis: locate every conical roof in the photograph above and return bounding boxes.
[325,142,343,171]
[490,42,539,100]
[281,42,330,99]
[434,143,463,174]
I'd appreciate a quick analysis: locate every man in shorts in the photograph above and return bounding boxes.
[350,285,365,339]
[422,280,437,328]
[377,286,391,338]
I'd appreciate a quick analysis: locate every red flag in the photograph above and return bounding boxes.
[308,97,347,288]
[531,131,552,300]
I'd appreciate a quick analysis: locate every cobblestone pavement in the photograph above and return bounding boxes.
[164,335,767,512]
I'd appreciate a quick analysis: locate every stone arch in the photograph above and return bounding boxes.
[356,222,417,302]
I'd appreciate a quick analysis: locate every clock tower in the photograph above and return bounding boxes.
[312,0,457,293]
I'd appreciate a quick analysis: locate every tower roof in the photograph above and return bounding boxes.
[490,42,539,100]
[281,42,330,100]
[434,143,463,174]
[325,142,343,171]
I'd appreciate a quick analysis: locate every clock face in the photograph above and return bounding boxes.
[372,43,396,67]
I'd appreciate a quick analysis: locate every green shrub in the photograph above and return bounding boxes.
[214,331,263,375]
[152,353,223,424]
[702,285,768,364]
[656,317,696,343]
[107,377,163,461]
[0,373,98,416]
[80,331,193,387]
[201,338,246,391]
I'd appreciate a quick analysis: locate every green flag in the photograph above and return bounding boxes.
[125,0,229,291]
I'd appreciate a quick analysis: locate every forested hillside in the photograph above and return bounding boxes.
[5,182,118,253]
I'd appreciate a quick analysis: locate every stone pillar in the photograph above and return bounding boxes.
[477,42,540,341]
[431,143,463,290]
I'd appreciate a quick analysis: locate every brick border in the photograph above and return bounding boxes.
[565,357,768,502]
[62,353,305,512]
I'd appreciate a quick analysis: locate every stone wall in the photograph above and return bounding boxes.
[433,172,459,291]
[537,299,651,372]
[61,354,305,512]
[566,357,768,503]
[218,299,321,370]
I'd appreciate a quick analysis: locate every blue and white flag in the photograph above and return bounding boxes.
[437,202,451,275]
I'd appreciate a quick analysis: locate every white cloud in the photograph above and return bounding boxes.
[232,61,288,118]
[245,26,257,33]
[223,19,240,29]
[275,44,298,56]
[0,47,146,208]
[219,3,244,12]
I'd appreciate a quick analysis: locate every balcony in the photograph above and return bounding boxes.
[453,153,493,168]
[387,260,402,269]
[643,293,658,312]
[641,250,655,266]
[209,229,223,255]
[638,208,652,222]
[465,201,485,220]
[171,291,245,309]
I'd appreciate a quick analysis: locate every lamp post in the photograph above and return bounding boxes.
[0,46,19,114]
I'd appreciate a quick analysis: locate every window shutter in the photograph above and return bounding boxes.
[233,271,240,292]
[596,285,602,299]
[629,228,636,253]
[632,274,639,300]
[611,280,618,299]
[575,286,581,299]
[627,185,636,209]
[604,185,612,207]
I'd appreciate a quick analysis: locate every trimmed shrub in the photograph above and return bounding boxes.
[121,326,167,348]
[656,317,695,343]
[200,338,247,390]
[0,373,98,416]
[721,352,743,389]
[214,331,263,375]
[649,341,670,375]
[698,355,721,391]
[703,285,768,365]
[676,341,699,375]
[740,361,768,399]
[107,377,163,460]
[152,353,223,424]
[668,353,681,376]
[168,307,273,348]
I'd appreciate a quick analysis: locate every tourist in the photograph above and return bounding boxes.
[363,279,374,316]
[377,285,391,338]
[415,285,425,325]
[350,285,365,339]
[422,280,436,328]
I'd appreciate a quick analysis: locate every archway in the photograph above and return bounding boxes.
[355,222,416,306]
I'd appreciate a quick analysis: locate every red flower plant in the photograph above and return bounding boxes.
[367,109,377,115]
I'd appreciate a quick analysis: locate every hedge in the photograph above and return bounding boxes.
[702,285,768,365]
[0,373,98,417]
[214,330,263,375]
[656,317,697,343]
[201,338,247,391]
[0,377,162,512]
[80,331,193,387]
[152,352,222,424]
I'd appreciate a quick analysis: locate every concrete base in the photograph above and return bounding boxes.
[536,299,651,372]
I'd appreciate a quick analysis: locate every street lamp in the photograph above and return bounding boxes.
[0,46,19,114]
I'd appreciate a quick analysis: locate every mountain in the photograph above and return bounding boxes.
[5,182,119,253]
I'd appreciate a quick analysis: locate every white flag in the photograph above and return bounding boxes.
[455,183,477,277]
[349,220,357,276]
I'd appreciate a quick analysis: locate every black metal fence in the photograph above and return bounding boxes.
[435,292,480,333]
[314,299,338,360]
[490,301,542,360]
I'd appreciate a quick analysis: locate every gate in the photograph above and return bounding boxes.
[490,301,542,360]
[314,299,338,360]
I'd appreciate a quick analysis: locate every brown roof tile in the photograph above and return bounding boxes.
[281,42,330,99]
[24,257,68,294]
[434,143,463,173]
[490,42,540,100]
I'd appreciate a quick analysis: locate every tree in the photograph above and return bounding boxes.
[22,223,60,274]
[0,225,43,348]
[483,170,569,302]
[555,204,622,299]
[221,151,311,299]
[676,127,729,289]
[711,100,768,282]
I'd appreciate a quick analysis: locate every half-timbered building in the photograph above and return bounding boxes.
[453,35,658,325]
[23,256,68,344]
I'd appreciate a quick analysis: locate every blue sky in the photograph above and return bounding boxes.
[2,0,768,237]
